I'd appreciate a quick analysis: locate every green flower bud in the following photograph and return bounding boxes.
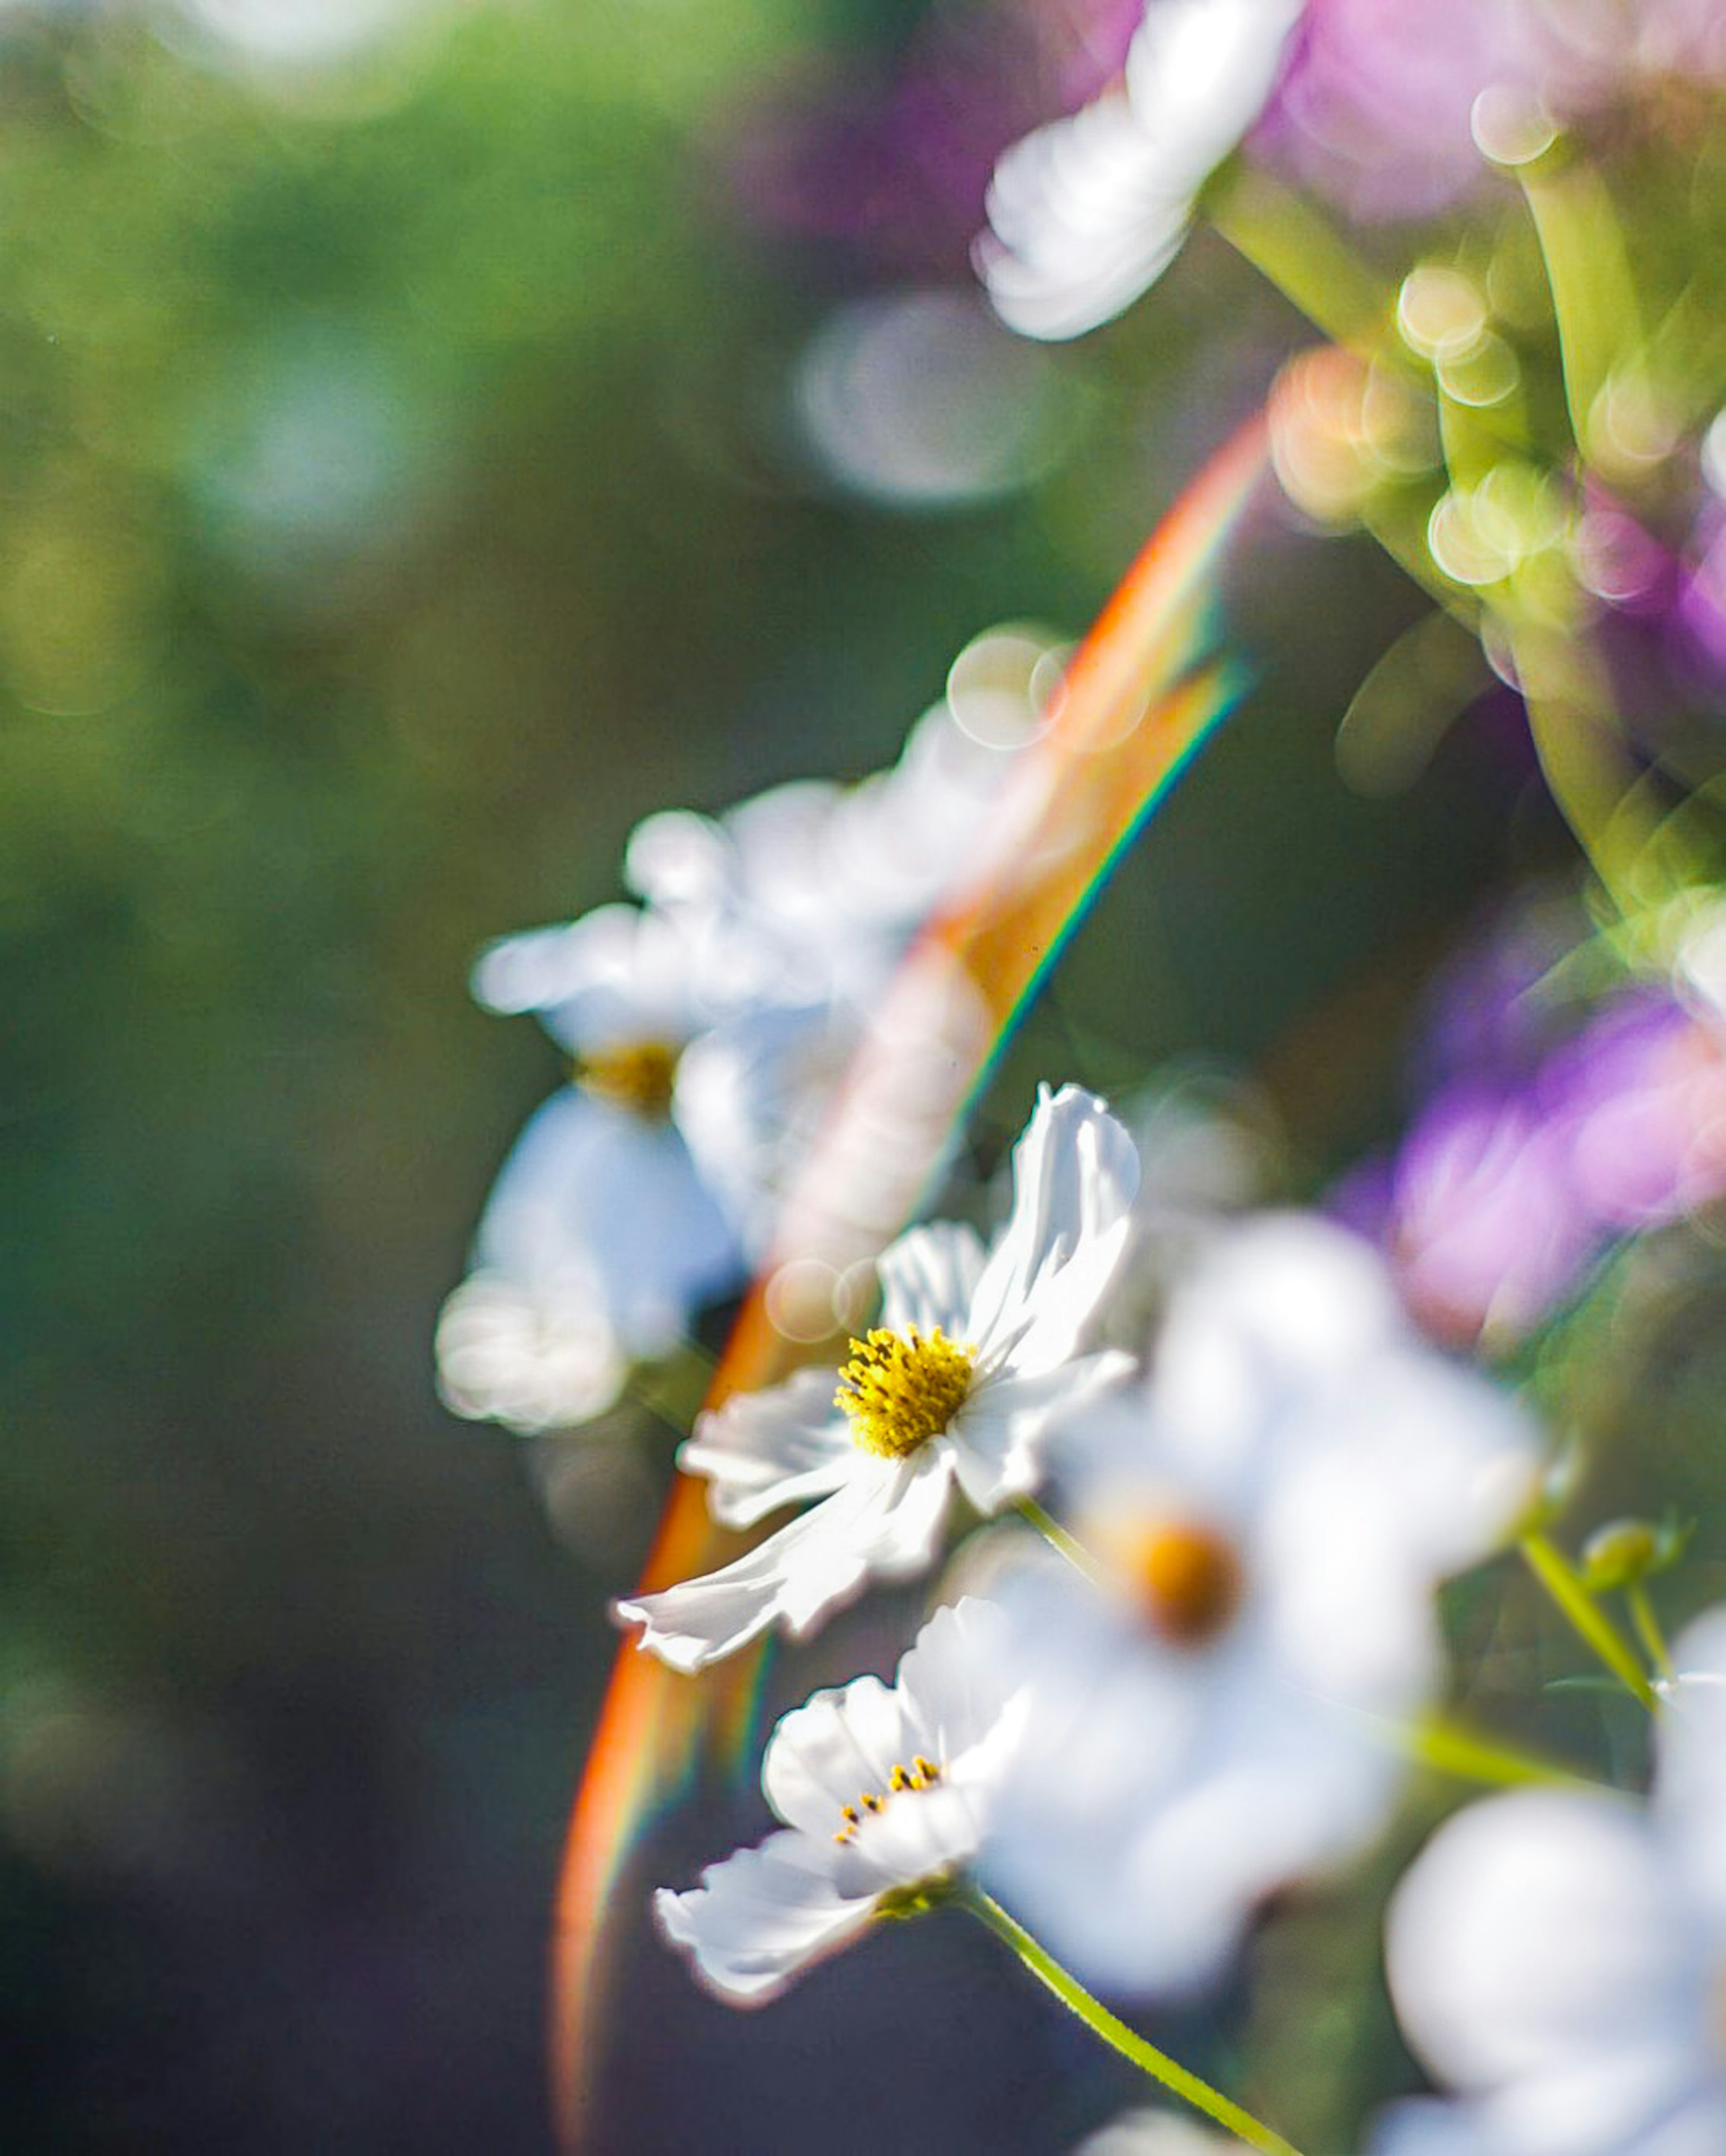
[1581,1518,1661,1593]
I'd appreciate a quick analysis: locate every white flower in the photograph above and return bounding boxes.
[442,696,1038,1435]
[614,1084,1140,1671]
[1372,1607,1726,2156]
[654,1597,1023,2004]
[625,698,1022,1010]
[436,905,761,1429]
[433,1267,627,1436]
[981,1213,1542,1996]
[976,0,1307,342]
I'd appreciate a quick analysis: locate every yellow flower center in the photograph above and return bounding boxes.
[1109,1517,1245,1647]
[573,1038,681,1119]
[833,1756,943,1844]
[835,1327,975,1460]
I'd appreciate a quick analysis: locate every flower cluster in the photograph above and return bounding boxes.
[443,9,1726,2149]
[436,681,1030,1434]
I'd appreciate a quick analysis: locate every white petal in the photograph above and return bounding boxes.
[984,1563,1399,1996]
[764,1672,913,1841]
[948,1351,1134,1513]
[978,95,1192,342]
[1386,1793,1702,2104]
[830,1781,986,1898]
[1364,2098,1494,2156]
[893,1595,1022,1771]
[653,1828,874,2005]
[991,1220,1134,1375]
[762,1598,1018,1885]
[977,0,1305,342]
[876,1220,989,1337]
[966,1084,1139,1357]
[1150,1213,1407,1440]
[1123,0,1306,177]
[615,1454,956,1671]
[473,902,700,1048]
[678,1368,855,1529]
[434,1270,627,1434]
[473,1089,742,1357]
[1657,1606,1726,1928]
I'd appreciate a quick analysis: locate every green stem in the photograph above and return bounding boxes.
[1206,167,1392,350]
[1512,645,1655,927]
[1626,1584,1676,1684]
[1405,1711,1601,1792]
[1514,150,1643,450]
[1521,1530,1658,1712]
[960,1886,1306,2156]
[1014,1495,1104,1584]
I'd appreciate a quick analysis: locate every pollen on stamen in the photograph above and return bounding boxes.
[833,1759,946,1841]
[835,1326,976,1460]
[573,1037,681,1119]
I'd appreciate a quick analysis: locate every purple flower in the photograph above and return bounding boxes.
[1338,940,1726,1350]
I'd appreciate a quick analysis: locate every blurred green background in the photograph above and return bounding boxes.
[0,3,1565,2149]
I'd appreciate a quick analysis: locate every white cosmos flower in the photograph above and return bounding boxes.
[614,1084,1140,1672]
[976,0,1308,341]
[655,1597,1023,2004]
[981,1213,1543,1996]
[1372,1607,1726,2156]
[439,903,822,1430]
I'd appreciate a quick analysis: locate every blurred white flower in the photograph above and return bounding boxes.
[624,696,1023,1010]
[976,0,1307,341]
[655,1597,1023,2003]
[433,1267,627,1436]
[442,691,1038,1436]
[982,1213,1542,1996]
[438,904,796,1431]
[615,1084,1139,1671]
[1373,1607,1726,2156]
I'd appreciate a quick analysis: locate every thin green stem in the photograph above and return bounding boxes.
[1512,645,1657,927]
[1014,1495,1104,1584]
[1521,1530,1658,1712]
[1626,1584,1676,1684]
[960,1886,1307,2156]
[1206,167,1392,350]
[1404,1711,1603,1792]
[1514,151,1643,451]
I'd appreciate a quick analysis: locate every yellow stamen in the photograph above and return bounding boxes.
[832,1758,946,1842]
[573,1038,681,1118]
[835,1327,975,1460]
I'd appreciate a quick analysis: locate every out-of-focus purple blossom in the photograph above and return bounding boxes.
[1413,900,1577,1089]
[1339,972,1726,1352]
[1251,0,1559,221]
[1334,1087,1597,1351]
[724,0,1139,280]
